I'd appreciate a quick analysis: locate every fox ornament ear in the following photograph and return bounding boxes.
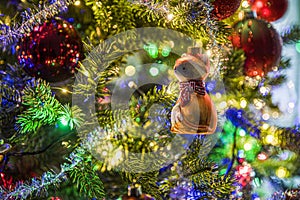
[171,47,217,134]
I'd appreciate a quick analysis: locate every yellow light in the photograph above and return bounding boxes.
[74,0,81,6]
[216,92,222,99]
[265,135,274,144]
[241,0,250,8]
[272,112,279,119]
[253,99,264,109]
[125,65,136,76]
[276,167,288,178]
[62,88,68,93]
[238,11,245,20]
[244,143,252,151]
[262,123,269,130]
[240,99,247,108]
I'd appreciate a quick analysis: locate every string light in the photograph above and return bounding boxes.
[74,0,81,6]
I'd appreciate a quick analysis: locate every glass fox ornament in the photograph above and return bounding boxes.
[170,47,217,134]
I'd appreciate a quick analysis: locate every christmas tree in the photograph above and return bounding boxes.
[0,0,300,199]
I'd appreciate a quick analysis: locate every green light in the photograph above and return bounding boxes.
[135,117,141,123]
[161,46,171,57]
[296,40,300,53]
[144,43,158,58]
[60,116,69,126]
[219,168,227,175]
[223,120,236,134]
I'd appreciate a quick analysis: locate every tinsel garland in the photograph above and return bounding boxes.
[269,188,300,200]
[0,147,84,200]
[0,0,75,49]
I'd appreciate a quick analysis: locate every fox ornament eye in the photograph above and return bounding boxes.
[173,54,209,82]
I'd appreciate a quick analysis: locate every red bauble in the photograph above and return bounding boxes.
[231,18,282,77]
[212,0,242,20]
[17,18,84,82]
[248,0,288,22]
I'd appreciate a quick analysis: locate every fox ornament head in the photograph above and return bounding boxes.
[171,47,217,134]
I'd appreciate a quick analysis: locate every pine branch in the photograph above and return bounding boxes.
[58,104,85,130]
[69,160,105,199]
[0,147,85,200]
[129,84,177,125]
[281,25,300,45]
[16,79,62,134]
[120,171,162,200]
[261,126,300,154]
[179,136,235,199]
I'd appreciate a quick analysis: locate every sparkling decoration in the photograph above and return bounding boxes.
[231,17,282,77]
[0,147,84,199]
[212,0,242,20]
[17,17,83,82]
[271,188,300,200]
[248,0,288,22]
[171,47,217,134]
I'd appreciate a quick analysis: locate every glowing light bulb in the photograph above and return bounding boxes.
[74,0,81,6]
[276,167,288,178]
[149,67,159,76]
[244,143,252,151]
[238,129,246,137]
[167,13,174,21]
[62,88,68,93]
[265,135,274,144]
[59,116,68,126]
[240,99,247,108]
[125,65,136,76]
[242,0,249,8]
